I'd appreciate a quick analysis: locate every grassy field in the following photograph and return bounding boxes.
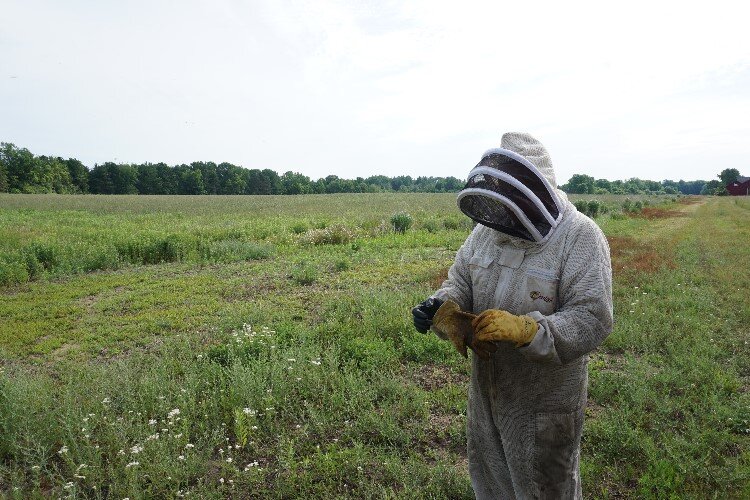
[0,193,748,498]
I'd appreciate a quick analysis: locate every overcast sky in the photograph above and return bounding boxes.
[2,0,748,184]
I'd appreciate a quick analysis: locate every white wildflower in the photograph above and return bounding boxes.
[148,419,157,425]
[102,397,111,404]
[178,455,185,461]
[64,482,75,489]
[125,461,139,469]
[130,445,144,454]
[185,443,194,449]
[58,445,68,455]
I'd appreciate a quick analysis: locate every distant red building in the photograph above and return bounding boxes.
[727,176,750,196]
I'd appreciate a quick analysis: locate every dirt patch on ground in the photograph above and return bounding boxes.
[607,236,673,274]
[632,207,686,220]
[585,397,607,419]
[429,267,450,289]
[78,286,128,309]
[406,363,469,391]
[677,196,703,205]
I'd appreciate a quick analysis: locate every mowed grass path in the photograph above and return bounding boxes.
[0,194,748,498]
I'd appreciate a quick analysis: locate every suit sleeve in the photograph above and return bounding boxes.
[519,221,613,365]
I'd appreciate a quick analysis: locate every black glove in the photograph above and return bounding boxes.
[412,297,444,334]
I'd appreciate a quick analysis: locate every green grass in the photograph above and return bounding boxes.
[0,193,747,498]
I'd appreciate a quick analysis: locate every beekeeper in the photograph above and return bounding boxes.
[412,132,613,499]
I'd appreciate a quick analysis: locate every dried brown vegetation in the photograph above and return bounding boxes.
[607,236,674,274]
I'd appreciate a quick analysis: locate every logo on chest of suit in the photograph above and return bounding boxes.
[530,290,554,303]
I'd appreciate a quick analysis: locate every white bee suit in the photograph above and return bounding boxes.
[433,133,613,499]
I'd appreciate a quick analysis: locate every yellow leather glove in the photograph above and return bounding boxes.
[432,301,497,359]
[472,309,539,347]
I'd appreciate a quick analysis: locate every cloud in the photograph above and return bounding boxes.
[1,0,748,182]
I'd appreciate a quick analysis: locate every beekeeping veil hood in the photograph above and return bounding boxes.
[457,132,564,244]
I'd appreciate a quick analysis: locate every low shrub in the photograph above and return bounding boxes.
[114,234,192,265]
[443,218,461,230]
[199,240,273,263]
[289,222,308,235]
[422,219,440,233]
[299,225,356,245]
[574,200,589,216]
[334,259,350,272]
[292,261,318,285]
[0,258,29,287]
[390,212,413,234]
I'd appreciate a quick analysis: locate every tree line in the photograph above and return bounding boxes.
[0,143,464,195]
[0,141,735,196]
[559,169,742,196]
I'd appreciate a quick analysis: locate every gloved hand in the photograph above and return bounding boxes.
[472,309,539,347]
[412,297,443,333]
[432,300,497,359]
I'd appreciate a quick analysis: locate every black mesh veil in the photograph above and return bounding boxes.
[458,195,535,240]
[457,151,561,242]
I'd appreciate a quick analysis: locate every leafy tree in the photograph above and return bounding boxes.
[136,163,161,194]
[176,165,205,194]
[0,163,6,192]
[88,164,114,194]
[155,163,178,194]
[562,174,595,194]
[216,162,247,194]
[111,164,139,194]
[281,171,311,195]
[1,143,36,192]
[701,180,725,195]
[718,168,740,185]
[594,178,611,193]
[23,155,72,193]
[64,158,89,193]
[192,162,219,194]
[391,175,413,191]
[365,175,390,191]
